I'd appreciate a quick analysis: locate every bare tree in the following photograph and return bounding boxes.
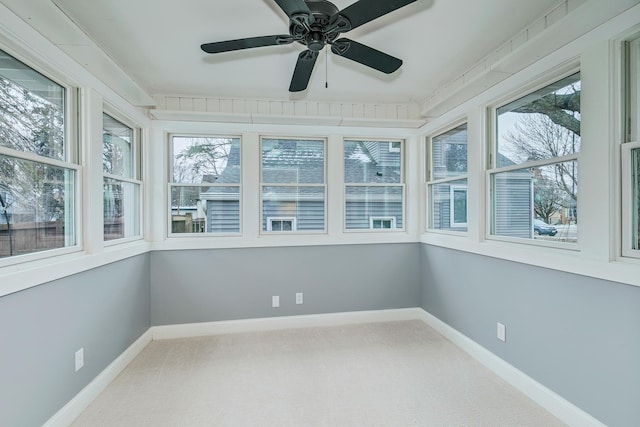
[504,113,579,203]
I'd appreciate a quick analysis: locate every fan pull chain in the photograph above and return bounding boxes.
[325,50,329,89]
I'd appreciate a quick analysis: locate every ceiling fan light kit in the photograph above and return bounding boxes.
[201,0,418,92]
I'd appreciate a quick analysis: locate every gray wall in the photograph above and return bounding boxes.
[150,243,420,325]
[0,254,151,427]
[420,244,640,427]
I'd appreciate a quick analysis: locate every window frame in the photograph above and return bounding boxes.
[449,185,468,228]
[426,121,468,234]
[168,134,243,237]
[0,46,81,266]
[369,216,396,229]
[102,108,143,245]
[622,36,640,259]
[343,138,406,233]
[259,136,327,235]
[486,69,581,249]
[266,216,297,232]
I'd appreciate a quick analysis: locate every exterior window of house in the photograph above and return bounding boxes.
[490,72,580,244]
[103,113,141,241]
[261,137,325,232]
[170,135,241,234]
[344,139,404,231]
[427,123,468,232]
[370,217,396,229]
[267,217,296,231]
[623,37,640,257]
[0,48,77,260]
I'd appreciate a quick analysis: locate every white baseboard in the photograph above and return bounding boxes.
[43,329,153,427]
[152,307,424,340]
[416,309,606,427]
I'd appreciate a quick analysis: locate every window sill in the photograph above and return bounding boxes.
[0,240,151,298]
[420,232,640,288]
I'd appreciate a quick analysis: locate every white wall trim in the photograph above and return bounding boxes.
[416,308,606,427]
[43,329,153,427]
[152,308,423,340]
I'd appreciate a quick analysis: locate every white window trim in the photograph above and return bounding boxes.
[0,47,82,268]
[486,69,581,249]
[266,216,297,232]
[168,134,242,237]
[102,108,144,243]
[388,141,401,153]
[426,121,468,233]
[369,216,396,230]
[343,139,405,233]
[449,185,468,228]
[622,142,640,258]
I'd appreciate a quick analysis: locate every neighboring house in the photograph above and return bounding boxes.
[198,142,241,233]
[198,140,404,232]
[430,130,468,230]
[429,128,532,237]
[494,153,534,239]
[344,140,403,229]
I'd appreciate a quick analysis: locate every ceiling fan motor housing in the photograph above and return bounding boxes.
[290,0,343,50]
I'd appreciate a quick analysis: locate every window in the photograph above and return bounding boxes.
[427,123,468,232]
[267,217,296,231]
[261,137,325,232]
[489,72,580,244]
[370,217,396,229]
[170,136,241,234]
[0,48,77,260]
[103,113,141,241]
[344,139,404,231]
[623,37,640,257]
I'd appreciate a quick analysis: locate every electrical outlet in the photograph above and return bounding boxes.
[75,348,84,372]
[497,322,506,342]
[272,295,280,308]
[296,292,303,305]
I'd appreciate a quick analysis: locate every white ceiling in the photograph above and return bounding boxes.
[25,0,562,105]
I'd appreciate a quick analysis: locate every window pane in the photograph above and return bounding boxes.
[345,186,403,230]
[431,124,467,180]
[491,162,577,242]
[171,185,240,233]
[172,136,240,184]
[262,138,324,184]
[262,186,324,231]
[497,73,580,167]
[633,148,640,250]
[0,49,65,160]
[344,140,401,184]
[0,155,75,257]
[429,179,468,231]
[103,178,140,241]
[103,114,133,177]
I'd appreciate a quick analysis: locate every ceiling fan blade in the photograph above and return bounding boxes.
[274,0,315,25]
[289,50,319,92]
[331,38,402,74]
[201,35,293,54]
[338,0,418,31]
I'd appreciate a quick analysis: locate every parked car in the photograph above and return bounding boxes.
[534,219,557,236]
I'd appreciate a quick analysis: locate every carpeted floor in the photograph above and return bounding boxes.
[71,320,566,426]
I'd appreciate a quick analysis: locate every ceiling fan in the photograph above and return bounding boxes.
[201,0,418,92]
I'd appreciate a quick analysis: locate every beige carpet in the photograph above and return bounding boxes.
[71,320,565,427]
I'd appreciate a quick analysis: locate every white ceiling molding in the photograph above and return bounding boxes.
[150,95,425,128]
[420,0,638,119]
